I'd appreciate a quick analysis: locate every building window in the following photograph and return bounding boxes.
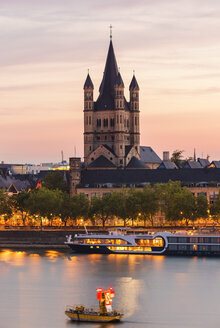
[97,119,101,127]
[120,115,122,124]
[110,118,115,127]
[89,146,92,151]
[120,145,122,149]
[89,116,91,125]
[127,120,129,128]
[120,160,123,164]
[96,136,100,140]
[103,118,109,127]
[135,117,137,125]
[86,116,88,125]
[111,136,114,141]
[105,136,107,140]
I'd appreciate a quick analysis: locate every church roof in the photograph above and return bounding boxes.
[114,72,124,87]
[84,73,94,89]
[87,156,116,168]
[129,75,139,90]
[140,146,162,164]
[126,157,148,169]
[95,40,129,111]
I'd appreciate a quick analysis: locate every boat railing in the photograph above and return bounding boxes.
[66,304,100,313]
[66,304,84,311]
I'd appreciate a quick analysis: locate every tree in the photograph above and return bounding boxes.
[139,186,159,227]
[171,150,184,168]
[70,193,89,225]
[42,171,68,192]
[155,181,196,226]
[25,188,62,228]
[195,195,208,220]
[0,189,13,219]
[58,192,72,227]
[170,188,196,226]
[13,191,30,225]
[109,191,129,226]
[90,194,115,227]
[126,189,142,226]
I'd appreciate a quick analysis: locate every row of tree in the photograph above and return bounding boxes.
[1,181,220,227]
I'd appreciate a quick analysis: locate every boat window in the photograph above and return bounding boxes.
[75,238,129,245]
[135,237,164,247]
[107,246,152,252]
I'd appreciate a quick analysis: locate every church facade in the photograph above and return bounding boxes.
[83,38,141,168]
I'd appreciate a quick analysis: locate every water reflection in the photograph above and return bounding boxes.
[0,250,220,328]
[0,249,26,266]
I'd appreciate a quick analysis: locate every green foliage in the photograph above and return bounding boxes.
[70,193,89,221]
[90,194,114,227]
[42,171,68,192]
[125,189,142,224]
[171,150,184,168]
[25,187,63,226]
[0,189,13,219]
[154,181,196,225]
[195,195,208,219]
[1,181,214,228]
[13,191,30,225]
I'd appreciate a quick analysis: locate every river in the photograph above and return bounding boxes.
[0,249,220,328]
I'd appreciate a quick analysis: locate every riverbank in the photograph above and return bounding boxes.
[0,230,80,249]
[0,226,218,249]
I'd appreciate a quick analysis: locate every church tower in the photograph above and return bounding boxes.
[83,34,141,168]
[129,74,140,155]
[84,73,94,160]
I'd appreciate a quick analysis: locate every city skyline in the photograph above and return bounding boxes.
[1,0,220,164]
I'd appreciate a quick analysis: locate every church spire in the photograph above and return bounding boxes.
[98,40,118,96]
[129,74,139,90]
[84,72,94,89]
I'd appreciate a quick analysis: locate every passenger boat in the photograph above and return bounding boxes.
[65,229,220,256]
[65,287,123,322]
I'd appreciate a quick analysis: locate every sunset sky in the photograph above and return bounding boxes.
[1,0,220,164]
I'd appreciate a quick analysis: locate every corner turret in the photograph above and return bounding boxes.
[129,74,139,111]
[84,73,94,109]
[129,74,140,154]
[114,72,124,110]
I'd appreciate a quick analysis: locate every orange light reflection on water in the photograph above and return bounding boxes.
[0,249,26,266]
[45,250,62,261]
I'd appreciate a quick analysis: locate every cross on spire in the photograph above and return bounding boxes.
[109,24,113,40]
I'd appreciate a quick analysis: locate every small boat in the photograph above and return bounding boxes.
[65,287,124,322]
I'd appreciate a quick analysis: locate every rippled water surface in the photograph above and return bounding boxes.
[0,249,220,328]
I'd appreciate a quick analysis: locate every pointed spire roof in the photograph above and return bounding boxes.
[114,72,124,87]
[95,39,129,111]
[129,74,139,91]
[84,73,94,89]
[99,40,118,95]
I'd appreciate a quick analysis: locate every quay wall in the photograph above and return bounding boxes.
[0,230,92,248]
